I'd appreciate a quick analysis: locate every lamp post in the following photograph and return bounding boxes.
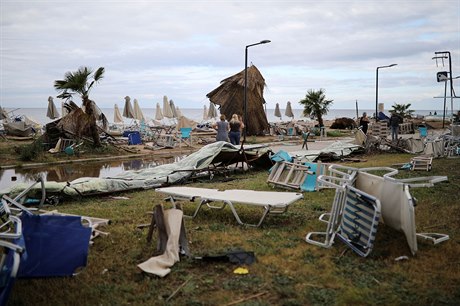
[243,39,271,143]
[375,64,397,121]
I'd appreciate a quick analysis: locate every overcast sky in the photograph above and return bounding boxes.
[1,0,459,111]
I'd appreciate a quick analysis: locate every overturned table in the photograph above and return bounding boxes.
[156,187,304,227]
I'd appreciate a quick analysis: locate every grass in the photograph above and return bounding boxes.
[8,153,460,305]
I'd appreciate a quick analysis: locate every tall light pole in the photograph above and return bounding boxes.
[375,64,397,121]
[243,39,271,143]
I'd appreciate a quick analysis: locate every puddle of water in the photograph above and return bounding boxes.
[0,155,184,192]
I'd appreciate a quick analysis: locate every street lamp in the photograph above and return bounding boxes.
[375,64,397,121]
[243,39,271,143]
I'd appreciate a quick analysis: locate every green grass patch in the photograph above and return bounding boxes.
[9,153,460,305]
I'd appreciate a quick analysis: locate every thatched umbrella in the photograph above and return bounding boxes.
[175,106,183,118]
[203,105,208,120]
[155,102,164,120]
[47,96,60,119]
[285,101,294,119]
[274,103,282,120]
[163,96,174,119]
[133,99,145,121]
[169,100,178,118]
[114,104,124,123]
[206,65,269,135]
[123,96,134,119]
[208,102,218,119]
[176,116,197,130]
[0,106,8,120]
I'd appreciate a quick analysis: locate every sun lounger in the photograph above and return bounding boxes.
[267,161,313,191]
[335,185,381,257]
[306,166,448,256]
[410,156,432,171]
[156,187,303,227]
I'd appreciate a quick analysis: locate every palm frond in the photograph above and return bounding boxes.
[94,67,105,81]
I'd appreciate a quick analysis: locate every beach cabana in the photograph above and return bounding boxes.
[206,65,269,136]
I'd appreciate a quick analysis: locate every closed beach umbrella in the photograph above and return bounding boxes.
[169,100,178,118]
[285,101,294,119]
[133,99,145,121]
[175,106,183,118]
[163,96,174,118]
[155,102,164,120]
[47,96,60,119]
[203,105,208,120]
[123,96,134,119]
[114,104,124,123]
[274,103,282,120]
[208,102,218,119]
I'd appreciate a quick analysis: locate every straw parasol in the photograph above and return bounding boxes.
[0,106,8,120]
[203,105,209,120]
[175,106,183,118]
[208,102,218,119]
[206,65,269,135]
[114,103,124,123]
[176,115,197,130]
[169,100,178,118]
[47,96,60,119]
[274,103,282,120]
[285,101,294,119]
[133,99,145,121]
[155,102,164,120]
[162,96,174,119]
[123,96,134,119]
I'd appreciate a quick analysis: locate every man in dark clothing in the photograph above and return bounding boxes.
[359,112,370,134]
[389,112,401,141]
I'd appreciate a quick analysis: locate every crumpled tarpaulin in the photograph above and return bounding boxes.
[1,142,271,198]
[286,140,364,162]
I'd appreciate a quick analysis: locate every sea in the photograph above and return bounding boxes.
[1,107,440,126]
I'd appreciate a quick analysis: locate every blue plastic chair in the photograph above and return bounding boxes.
[179,127,193,147]
[419,126,427,138]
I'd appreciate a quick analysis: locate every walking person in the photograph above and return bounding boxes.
[359,112,370,135]
[389,112,401,141]
[213,114,229,142]
[228,114,244,145]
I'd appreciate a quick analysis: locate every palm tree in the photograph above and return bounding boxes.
[54,66,106,146]
[298,89,333,127]
[390,103,414,118]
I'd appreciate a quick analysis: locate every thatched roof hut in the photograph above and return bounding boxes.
[206,65,269,136]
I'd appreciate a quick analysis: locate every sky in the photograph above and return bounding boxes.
[1,0,459,112]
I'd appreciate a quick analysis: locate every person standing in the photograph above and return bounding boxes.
[229,114,244,145]
[389,112,401,141]
[359,112,370,134]
[213,114,229,142]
